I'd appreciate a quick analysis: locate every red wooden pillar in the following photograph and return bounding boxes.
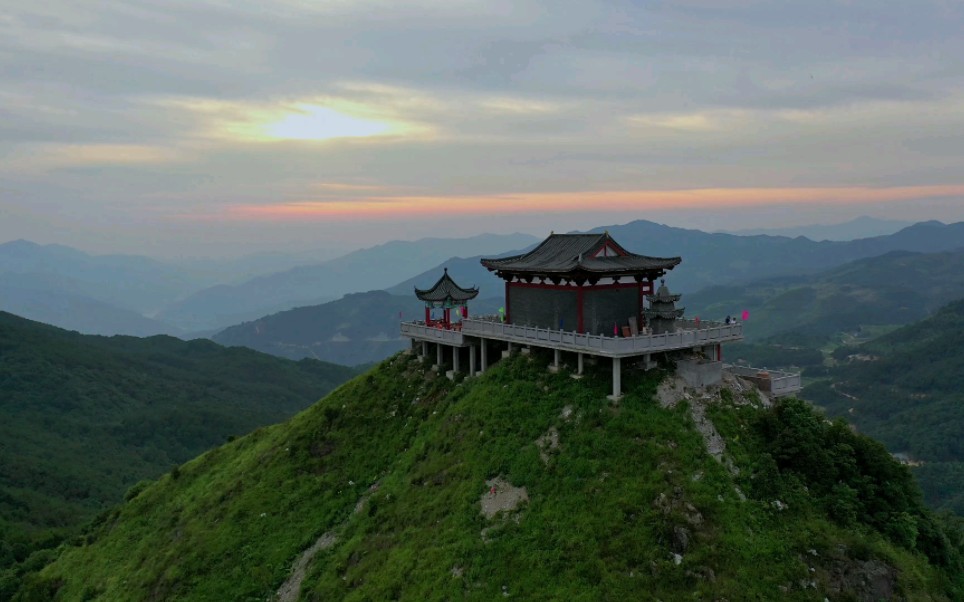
[576,286,585,333]
[637,281,643,330]
[424,306,430,325]
[444,308,451,328]
[504,281,511,323]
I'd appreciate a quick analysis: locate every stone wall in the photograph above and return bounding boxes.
[677,359,723,388]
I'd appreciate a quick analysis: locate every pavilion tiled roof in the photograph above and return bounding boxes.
[414,268,479,303]
[481,232,681,275]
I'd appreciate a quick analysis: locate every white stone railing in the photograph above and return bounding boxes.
[399,321,467,345]
[457,317,742,357]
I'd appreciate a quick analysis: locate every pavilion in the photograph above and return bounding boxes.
[401,232,747,399]
[415,267,479,329]
[481,232,681,335]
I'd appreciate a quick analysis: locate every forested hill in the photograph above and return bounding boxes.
[688,249,964,342]
[13,353,962,600]
[804,299,964,514]
[682,249,964,372]
[0,311,357,576]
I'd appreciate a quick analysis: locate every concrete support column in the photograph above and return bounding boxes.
[481,341,489,373]
[436,343,443,367]
[452,346,460,373]
[421,341,428,357]
[577,353,584,375]
[610,357,622,400]
[469,344,477,376]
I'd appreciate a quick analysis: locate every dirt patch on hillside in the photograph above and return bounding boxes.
[480,477,529,519]
[657,376,688,409]
[274,531,337,602]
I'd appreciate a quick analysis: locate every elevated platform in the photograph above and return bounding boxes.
[401,316,742,358]
[402,316,743,399]
[399,322,471,347]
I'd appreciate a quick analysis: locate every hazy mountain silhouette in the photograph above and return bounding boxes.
[0,240,196,314]
[391,220,964,301]
[723,216,913,240]
[213,290,503,366]
[160,233,538,332]
[0,276,180,336]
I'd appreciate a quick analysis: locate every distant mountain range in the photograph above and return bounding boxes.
[0,234,536,336]
[394,220,964,300]
[5,220,964,340]
[0,278,179,337]
[723,216,913,241]
[687,248,964,343]
[591,219,964,295]
[0,239,199,315]
[157,233,539,332]
[213,290,503,366]
[227,247,964,369]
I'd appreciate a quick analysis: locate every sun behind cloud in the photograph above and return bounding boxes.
[161,96,427,143]
[259,104,394,141]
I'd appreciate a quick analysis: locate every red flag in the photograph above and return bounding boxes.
[742,310,749,321]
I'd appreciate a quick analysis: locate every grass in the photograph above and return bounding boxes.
[13,352,963,601]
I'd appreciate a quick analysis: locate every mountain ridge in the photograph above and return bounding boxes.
[722,216,915,240]
[0,311,358,578]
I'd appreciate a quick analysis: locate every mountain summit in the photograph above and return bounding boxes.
[14,351,962,600]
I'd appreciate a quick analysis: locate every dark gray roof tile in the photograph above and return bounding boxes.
[481,233,681,275]
[414,268,479,303]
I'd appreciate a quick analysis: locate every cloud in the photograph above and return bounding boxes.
[3,143,186,173]
[2,0,963,255]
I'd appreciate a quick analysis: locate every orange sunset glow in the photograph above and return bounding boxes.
[226,185,964,221]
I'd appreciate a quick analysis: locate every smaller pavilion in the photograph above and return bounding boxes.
[414,268,479,329]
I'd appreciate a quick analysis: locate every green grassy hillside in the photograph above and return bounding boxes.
[0,312,357,577]
[13,352,962,601]
[803,299,964,515]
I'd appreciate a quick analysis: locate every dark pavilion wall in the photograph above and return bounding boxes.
[583,287,639,335]
[508,285,578,331]
[507,284,641,335]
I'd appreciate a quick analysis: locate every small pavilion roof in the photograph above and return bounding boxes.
[481,232,681,276]
[414,268,479,304]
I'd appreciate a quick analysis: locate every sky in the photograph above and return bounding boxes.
[1,0,963,258]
